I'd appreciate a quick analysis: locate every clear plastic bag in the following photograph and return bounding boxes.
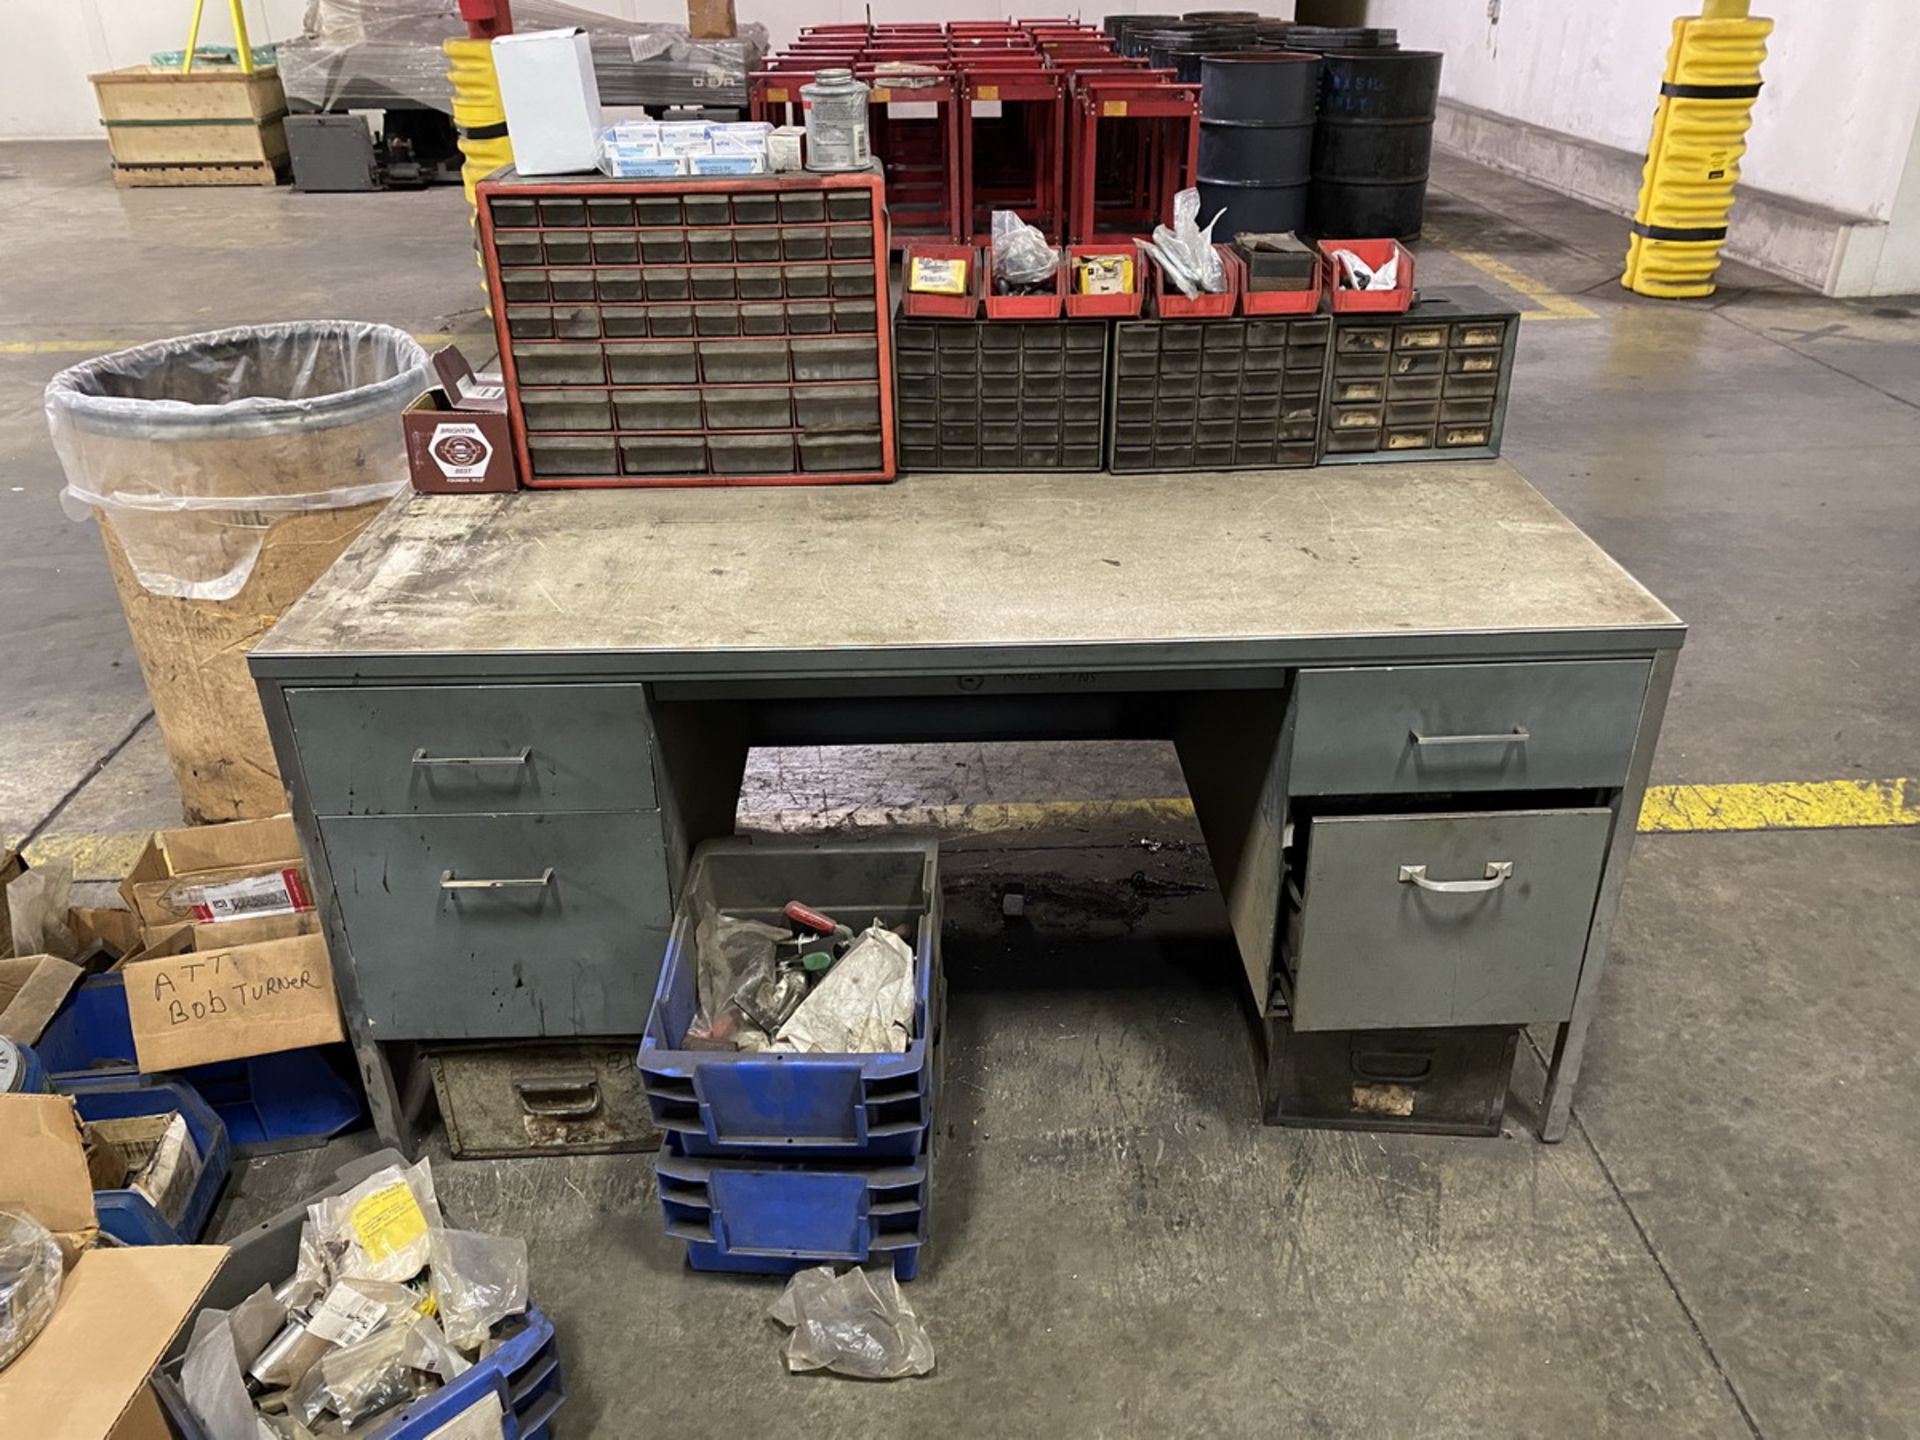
[181,1310,266,1440]
[769,1265,935,1380]
[429,1229,529,1352]
[771,924,915,1055]
[1136,188,1228,298]
[398,1314,471,1381]
[6,860,77,960]
[278,0,766,112]
[297,1312,432,1428]
[0,1210,62,1372]
[990,210,1060,293]
[44,322,429,600]
[689,910,789,1047]
[308,1160,441,1285]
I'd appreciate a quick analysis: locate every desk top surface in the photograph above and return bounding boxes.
[257,461,1683,679]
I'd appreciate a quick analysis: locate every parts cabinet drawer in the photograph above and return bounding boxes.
[429,1041,659,1158]
[289,683,655,816]
[1285,807,1612,1031]
[321,811,672,1040]
[1288,660,1649,796]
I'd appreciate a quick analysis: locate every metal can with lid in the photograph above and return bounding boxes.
[0,1037,49,1094]
[801,68,871,172]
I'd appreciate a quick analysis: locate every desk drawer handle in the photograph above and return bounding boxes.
[1399,861,1513,895]
[441,868,554,891]
[1409,727,1529,748]
[515,1075,602,1120]
[413,747,532,767]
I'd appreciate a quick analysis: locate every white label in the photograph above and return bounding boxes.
[187,869,308,923]
[423,1392,506,1440]
[428,421,495,481]
[307,1281,393,1346]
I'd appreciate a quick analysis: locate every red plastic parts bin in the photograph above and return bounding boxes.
[1151,243,1237,318]
[1318,238,1416,313]
[1064,243,1144,317]
[1232,249,1324,317]
[900,242,980,319]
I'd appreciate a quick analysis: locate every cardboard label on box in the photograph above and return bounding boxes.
[406,348,519,493]
[124,933,345,1071]
[182,866,313,923]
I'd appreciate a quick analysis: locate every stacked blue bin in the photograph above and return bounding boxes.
[638,837,942,1280]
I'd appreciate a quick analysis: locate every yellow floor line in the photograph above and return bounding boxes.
[1425,228,1600,321]
[15,781,1914,880]
[1638,778,1919,834]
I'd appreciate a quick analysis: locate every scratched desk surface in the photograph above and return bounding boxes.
[257,461,1683,677]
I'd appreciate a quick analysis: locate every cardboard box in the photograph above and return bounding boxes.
[405,348,519,494]
[0,1243,225,1440]
[492,28,602,175]
[120,816,310,937]
[123,932,345,1071]
[0,954,84,1044]
[0,1092,101,1261]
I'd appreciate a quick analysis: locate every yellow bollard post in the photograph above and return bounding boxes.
[1622,0,1773,298]
[445,37,516,209]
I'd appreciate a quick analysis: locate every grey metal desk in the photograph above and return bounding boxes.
[251,461,1683,1149]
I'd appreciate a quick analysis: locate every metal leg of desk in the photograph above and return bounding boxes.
[1540,647,1678,1142]
[256,678,416,1154]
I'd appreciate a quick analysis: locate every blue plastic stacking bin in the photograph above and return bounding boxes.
[637,837,942,1160]
[155,1305,564,1440]
[36,970,363,1153]
[657,1131,932,1280]
[66,1076,229,1245]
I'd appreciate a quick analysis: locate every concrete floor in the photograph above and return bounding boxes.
[3,141,1918,1438]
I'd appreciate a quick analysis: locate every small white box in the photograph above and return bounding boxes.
[768,126,805,172]
[492,28,602,175]
[689,153,768,175]
[604,152,688,177]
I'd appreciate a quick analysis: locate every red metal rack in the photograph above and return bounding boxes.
[476,169,897,489]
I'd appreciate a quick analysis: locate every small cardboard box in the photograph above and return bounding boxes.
[0,954,84,1044]
[404,348,519,494]
[123,932,346,1071]
[492,27,602,175]
[0,1241,226,1440]
[0,1092,101,1261]
[120,816,310,938]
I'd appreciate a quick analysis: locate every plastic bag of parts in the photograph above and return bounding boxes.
[0,1209,63,1372]
[769,1265,935,1380]
[278,0,766,112]
[295,1311,440,1429]
[308,1158,442,1284]
[8,858,77,960]
[771,924,915,1055]
[182,1291,289,1440]
[689,910,789,1049]
[429,1228,529,1352]
[1136,188,1227,298]
[44,321,429,601]
[990,210,1060,294]
[1330,247,1400,291]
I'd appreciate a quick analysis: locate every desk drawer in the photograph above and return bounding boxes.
[290,683,655,816]
[322,811,672,1040]
[429,1042,659,1158]
[1289,661,1648,796]
[1288,807,1611,1031]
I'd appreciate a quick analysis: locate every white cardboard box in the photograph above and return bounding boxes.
[492,28,602,175]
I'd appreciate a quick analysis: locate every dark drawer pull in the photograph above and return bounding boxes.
[1352,1050,1436,1085]
[413,747,532,767]
[1399,861,1513,895]
[440,867,555,891]
[514,1075,602,1119]
[1408,727,1529,748]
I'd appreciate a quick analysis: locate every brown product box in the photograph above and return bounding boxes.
[0,953,84,1044]
[120,815,310,937]
[123,932,346,1071]
[404,346,519,494]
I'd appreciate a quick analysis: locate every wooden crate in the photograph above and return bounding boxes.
[89,66,288,184]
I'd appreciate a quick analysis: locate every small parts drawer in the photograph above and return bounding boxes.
[429,1042,660,1158]
[321,810,673,1040]
[1286,807,1613,1031]
[287,682,655,816]
[1263,1013,1519,1135]
[1288,660,1649,796]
